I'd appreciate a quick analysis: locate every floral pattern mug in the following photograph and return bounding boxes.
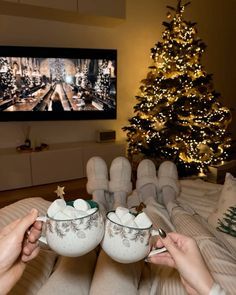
[37,200,104,257]
[101,212,161,263]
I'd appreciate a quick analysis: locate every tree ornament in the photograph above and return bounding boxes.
[54,186,65,199]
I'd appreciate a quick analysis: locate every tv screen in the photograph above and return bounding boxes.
[0,46,117,121]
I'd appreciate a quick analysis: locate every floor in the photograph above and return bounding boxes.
[0,178,90,208]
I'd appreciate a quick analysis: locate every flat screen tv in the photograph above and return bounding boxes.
[0,46,117,121]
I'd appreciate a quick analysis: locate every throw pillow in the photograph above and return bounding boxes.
[208,173,236,238]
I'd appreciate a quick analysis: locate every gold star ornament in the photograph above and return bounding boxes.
[54,186,65,199]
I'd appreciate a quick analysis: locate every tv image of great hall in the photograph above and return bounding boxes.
[0,56,116,112]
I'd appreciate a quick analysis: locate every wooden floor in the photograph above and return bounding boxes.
[0,178,90,208]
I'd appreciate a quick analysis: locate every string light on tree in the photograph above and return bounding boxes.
[123,0,232,176]
[95,60,112,100]
[51,58,65,82]
[0,57,16,97]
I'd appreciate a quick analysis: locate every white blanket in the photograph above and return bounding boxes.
[178,179,222,219]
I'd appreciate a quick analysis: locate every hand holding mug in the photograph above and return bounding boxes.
[148,231,214,295]
[0,209,41,294]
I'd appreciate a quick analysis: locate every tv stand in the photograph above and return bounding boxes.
[0,141,126,191]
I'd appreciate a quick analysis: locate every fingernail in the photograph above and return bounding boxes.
[158,228,167,238]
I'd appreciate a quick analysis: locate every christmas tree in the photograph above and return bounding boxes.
[0,57,16,98]
[123,0,232,176]
[50,58,65,82]
[217,206,236,237]
[95,60,111,100]
[76,61,89,89]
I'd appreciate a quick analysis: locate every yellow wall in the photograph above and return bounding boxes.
[0,0,235,148]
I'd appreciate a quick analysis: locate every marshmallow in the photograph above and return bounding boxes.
[63,206,78,217]
[48,198,94,220]
[126,220,138,228]
[53,211,73,220]
[74,199,91,211]
[47,199,66,218]
[121,212,135,226]
[63,206,89,219]
[115,207,129,219]
[73,210,89,218]
[108,212,122,225]
[86,208,97,216]
[134,212,152,229]
[107,207,152,229]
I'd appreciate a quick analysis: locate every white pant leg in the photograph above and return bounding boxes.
[37,250,98,295]
[89,249,143,295]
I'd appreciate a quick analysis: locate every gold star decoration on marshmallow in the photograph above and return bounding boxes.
[54,186,65,199]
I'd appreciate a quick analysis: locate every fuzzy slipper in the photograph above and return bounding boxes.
[86,156,108,194]
[136,159,158,190]
[109,156,132,194]
[157,161,180,202]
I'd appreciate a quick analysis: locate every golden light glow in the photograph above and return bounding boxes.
[123,0,232,176]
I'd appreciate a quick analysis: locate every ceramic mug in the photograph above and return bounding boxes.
[37,200,104,257]
[101,212,166,263]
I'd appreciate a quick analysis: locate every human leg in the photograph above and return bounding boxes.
[136,159,158,205]
[156,160,180,208]
[135,159,180,211]
[109,156,132,209]
[135,159,185,294]
[89,156,144,295]
[37,251,98,295]
[135,159,176,232]
[89,250,143,295]
[86,156,109,214]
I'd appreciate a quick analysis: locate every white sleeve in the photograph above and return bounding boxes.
[209,283,226,295]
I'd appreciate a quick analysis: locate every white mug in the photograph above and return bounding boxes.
[101,212,166,263]
[37,200,104,257]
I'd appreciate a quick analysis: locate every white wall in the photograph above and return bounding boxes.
[0,0,235,148]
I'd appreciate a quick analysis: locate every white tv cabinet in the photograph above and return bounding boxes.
[0,141,126,191]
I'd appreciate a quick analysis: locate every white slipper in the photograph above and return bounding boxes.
[109,156,132,194]
[136,159,158,190]
[157,161,180,196]
[86,156,108,194]
[158,161,178,179]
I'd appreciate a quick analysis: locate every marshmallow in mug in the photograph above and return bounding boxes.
[102,207,160,263]
[37,198,104,257]
[107,206,152,229]
[47,198,96,220]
